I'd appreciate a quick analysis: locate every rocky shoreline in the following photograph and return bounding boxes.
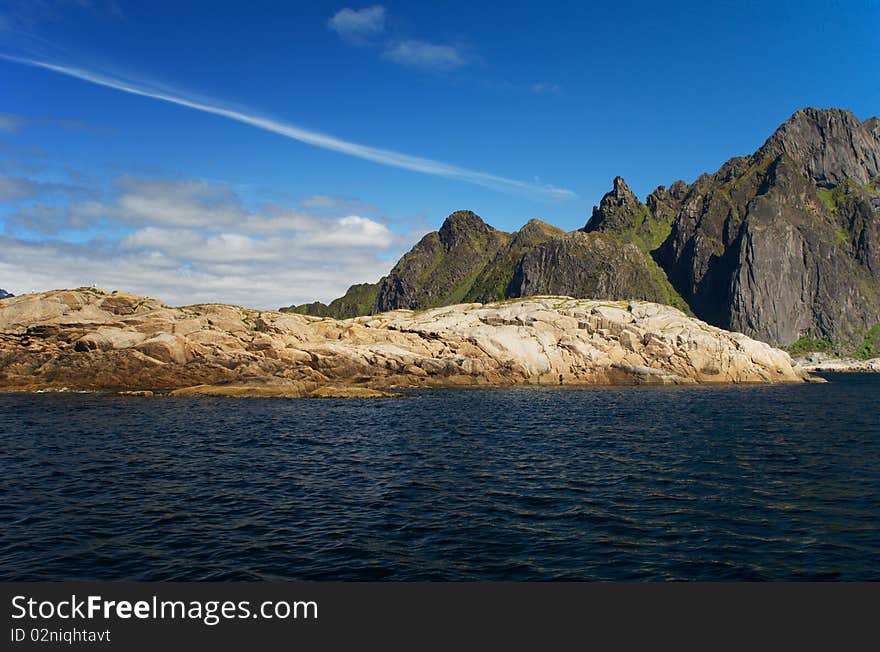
[0,288,814,397]
[793,353,880,373]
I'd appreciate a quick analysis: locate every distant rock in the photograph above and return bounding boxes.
[283,282,381,319]
[793,352,880,373]
[0,288,812,396]
[0,289,13,300]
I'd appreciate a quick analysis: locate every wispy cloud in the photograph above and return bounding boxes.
[0,113,24,132]
[0,53,576,200]
[300,194,379,215]
[0,111,111,135]
[0,174,91,201]
[329,6,472,74]
[382,40,467,71]
[0,0,123,32]
[327,5,385,44]
[530,82,561,95]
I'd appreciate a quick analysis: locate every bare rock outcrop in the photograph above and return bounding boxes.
[0,288,811,396]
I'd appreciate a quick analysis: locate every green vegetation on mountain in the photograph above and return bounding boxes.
[854,323,880,359]
[463,219,563,302]
[373,210,512,311]
[508,230,688,310]
[282,282,380,319]
[288,108,880,352]
[786,335,836,355]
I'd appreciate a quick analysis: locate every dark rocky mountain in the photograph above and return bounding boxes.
[0,289,13,300]
[287,108,880,353]
[463,218,562,303]
[460,177,689,312]
[653,108,880,347]
[509,230,688,311]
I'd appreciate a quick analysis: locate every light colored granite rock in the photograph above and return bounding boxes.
[0,289,812,396]
[794,353,880,372]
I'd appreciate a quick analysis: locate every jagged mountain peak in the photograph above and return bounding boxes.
[610,176,635,198]
[650,180,688,199]
[757,107,880,188]
[583,176,645,235]
[438,210,495,239]
[792,106,858,122]
[517,218,563,238]
[602,176,640,207]
[769,107,865,139]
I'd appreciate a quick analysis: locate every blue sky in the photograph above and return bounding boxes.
[0,0,878,307]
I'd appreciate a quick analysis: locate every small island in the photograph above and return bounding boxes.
[0,287,813,397]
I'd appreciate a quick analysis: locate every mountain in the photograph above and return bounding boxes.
[533,176,689,311]
[0,289,13,300]
[283,209,686,317]
[286,282,381,319]
[287,108,880,353]
[463,218,562,303]
[653,108,880,348]
[508,230,687,310]
[374,210,512,311]
[284,210,511,318]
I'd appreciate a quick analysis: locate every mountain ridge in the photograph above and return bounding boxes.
[285,107,880,352]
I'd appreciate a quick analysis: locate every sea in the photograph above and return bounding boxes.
[2,373,878,581]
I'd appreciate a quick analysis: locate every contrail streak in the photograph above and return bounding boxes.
[1,54,577,200]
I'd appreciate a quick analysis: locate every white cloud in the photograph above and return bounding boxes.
[0,234,403,309]
[382,40,467,71]
[114,177,248,227]
[328,7,473,75]
[5,202,103,234]
[0,175,420,309]
[311,215,396,248]
[0,54,576,201]
[327,5,385,43]
[0,232,404,309]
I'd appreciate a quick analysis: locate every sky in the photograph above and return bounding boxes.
[0,0,878,308]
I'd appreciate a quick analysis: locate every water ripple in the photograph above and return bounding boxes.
[1,373,879,580]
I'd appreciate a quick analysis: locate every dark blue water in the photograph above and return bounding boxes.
[2,373,878,581]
